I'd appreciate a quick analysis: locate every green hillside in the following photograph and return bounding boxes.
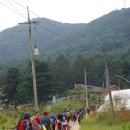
[0,8,130,65]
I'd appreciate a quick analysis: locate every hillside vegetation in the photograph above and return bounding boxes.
[0,8,130,65]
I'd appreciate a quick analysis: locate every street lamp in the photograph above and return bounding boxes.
[115,75,130,84]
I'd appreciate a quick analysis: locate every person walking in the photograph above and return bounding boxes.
[15,113,32,130]
[40,110,53,130]
[32,116,42,130]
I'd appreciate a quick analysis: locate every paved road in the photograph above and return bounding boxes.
[70,121,80,130]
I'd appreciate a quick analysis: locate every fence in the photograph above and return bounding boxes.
[53,94,86,103]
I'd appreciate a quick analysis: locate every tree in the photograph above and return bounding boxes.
[71,54,85,84]
[52,54,72,96]
[83,55,98,85]
[35,60,55,102]
[16,60,56,103]
[16,80,33,104]
[4,67,21,102]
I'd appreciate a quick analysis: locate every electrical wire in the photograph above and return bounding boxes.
[11,0,64,28]
[0,1,27,19]
[36,24,79,44]
[10,0,81,44]
[1,0,80,44]
[6,0,22,14]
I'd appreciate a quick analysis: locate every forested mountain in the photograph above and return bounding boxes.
[0,8,130,66]
[1,8,130,104]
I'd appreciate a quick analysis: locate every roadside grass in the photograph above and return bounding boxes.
[80,109,130,130]
[0,105,34,129]
[81,123,123,130]
[0,100,83,129]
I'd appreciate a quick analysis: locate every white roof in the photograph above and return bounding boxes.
[105,89,130,101]
[97,89,130,113]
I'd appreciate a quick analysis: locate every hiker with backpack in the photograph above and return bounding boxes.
[32,116,42,130]
[55,114,69,130]
[15,113,32,130]
[50,114,57,130]
[72,109,77,122]
[66,109,71,123]
[40,110,53,130]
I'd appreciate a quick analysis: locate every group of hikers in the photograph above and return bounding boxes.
[15,108,86,130]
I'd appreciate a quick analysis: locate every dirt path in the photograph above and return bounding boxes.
[70,121,80,130]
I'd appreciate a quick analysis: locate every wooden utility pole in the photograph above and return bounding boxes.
[27,6,39,111]
[103,51,115,121]
[84,68,88,109]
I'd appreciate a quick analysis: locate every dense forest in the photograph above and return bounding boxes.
[1,52,130,104]
[0,8,130,105]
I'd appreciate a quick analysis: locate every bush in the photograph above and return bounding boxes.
[51,100,84,115]
[122,122,130,130]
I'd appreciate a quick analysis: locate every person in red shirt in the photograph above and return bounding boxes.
[55,114,69,130]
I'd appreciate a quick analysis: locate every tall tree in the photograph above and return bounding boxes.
[35,60,55,102]
[83,56,98,85]
[16,73,33,104]
[4,67,21,102]
[17,60,55,103]
[52,54,71,95]
[71,54,85,84]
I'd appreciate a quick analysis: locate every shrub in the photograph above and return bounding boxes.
[51,100,84,115]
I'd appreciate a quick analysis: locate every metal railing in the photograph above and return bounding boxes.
[54,94,86,103]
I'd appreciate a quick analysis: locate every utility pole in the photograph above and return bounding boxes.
[27,6,39,111]
[103,51,115,121]
[84,68,88,109]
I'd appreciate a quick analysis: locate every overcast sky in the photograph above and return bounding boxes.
[0,0,130,31]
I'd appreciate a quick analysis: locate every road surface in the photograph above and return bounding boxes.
[70,121,80,130]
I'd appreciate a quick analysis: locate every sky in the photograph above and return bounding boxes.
[0,0,130,31]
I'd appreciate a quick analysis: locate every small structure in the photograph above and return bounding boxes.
[74,84,120,105]
[97,89,130,112]
[75,84,103,92]
[103,85,120,96]
[74,84,104,105]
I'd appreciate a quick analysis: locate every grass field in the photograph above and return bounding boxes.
[80,122,123,130]
[80,110,130,130]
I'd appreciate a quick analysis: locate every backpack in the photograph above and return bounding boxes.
[66,112,70,117]
[57,120,64,130]
[40,115,51,129]
[16,120,32,130]
[73,111,77,116]
[50,117,56,125]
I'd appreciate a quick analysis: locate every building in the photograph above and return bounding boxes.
[97,89,130,112]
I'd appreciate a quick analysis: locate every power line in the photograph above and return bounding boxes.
[11,0,64,28]
[0,1,27,19]
[1,0,81,45]
[6,0,21,13]
[10,0,81,44]
[36,24,79,44]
